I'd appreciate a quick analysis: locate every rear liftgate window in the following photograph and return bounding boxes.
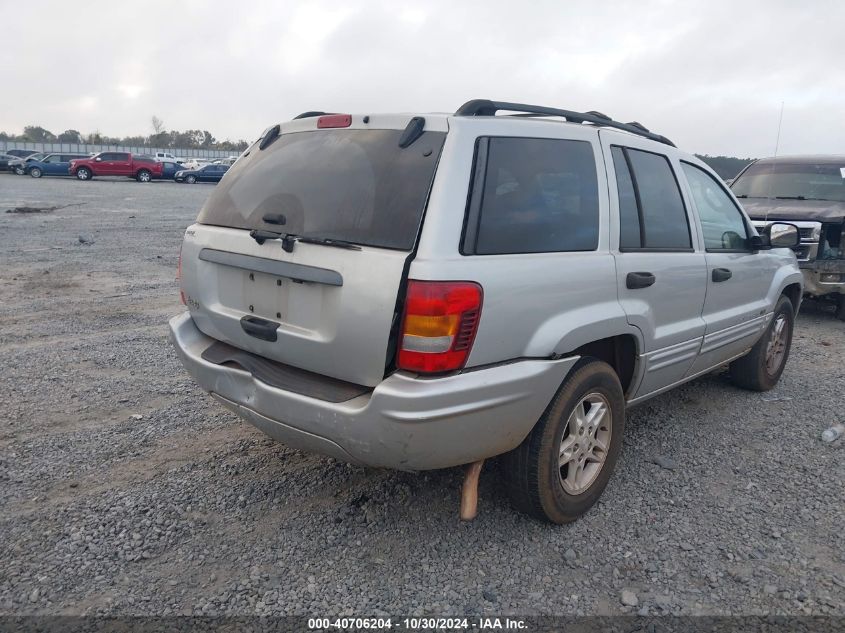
[462,137,600,254]
[196,129,446,251]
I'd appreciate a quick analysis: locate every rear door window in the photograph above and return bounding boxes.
[611,146,691,250]
[462,137,600,254]
[197,128,446,251]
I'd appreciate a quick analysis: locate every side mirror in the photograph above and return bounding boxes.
[769,222,800,248]
[756,222,800,250]
[95,157,102,162]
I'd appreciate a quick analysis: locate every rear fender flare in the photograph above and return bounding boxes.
[534,304,645,393]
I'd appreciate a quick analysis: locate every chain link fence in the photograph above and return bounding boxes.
[0,140,234,160]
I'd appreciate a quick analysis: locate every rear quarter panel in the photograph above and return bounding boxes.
[412,118,638,367]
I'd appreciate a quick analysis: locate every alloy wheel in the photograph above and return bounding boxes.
[558,392,612,495]
[765,314,788,374]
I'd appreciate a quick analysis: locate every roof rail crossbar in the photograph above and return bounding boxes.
[454,99,675,147]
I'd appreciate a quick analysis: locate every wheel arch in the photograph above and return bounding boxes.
[566,334,640,398]
[781,282,802,316]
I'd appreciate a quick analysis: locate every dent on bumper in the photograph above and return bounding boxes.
[169,312,578,470]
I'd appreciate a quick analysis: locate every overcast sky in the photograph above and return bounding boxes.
[3,0,843,157]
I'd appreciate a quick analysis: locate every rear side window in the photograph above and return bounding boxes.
[611,146,691,250]
[610,147,640,249]
[463,137,599,254]
[197,128,446,250]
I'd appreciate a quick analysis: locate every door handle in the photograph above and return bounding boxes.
[712,268,732,282]
[626,271,656,289]
[240,315,279,342]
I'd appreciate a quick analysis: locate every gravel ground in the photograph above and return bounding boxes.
[0,174,843,618]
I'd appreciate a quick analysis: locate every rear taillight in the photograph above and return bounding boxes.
[177,245,185,305]
[398,280,483,374]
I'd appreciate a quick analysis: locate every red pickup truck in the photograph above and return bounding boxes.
[69,152,163,182]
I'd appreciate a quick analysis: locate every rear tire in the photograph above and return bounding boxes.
[729,295,794,391]
[29,167,42,178]
[136,169,151,183]
[502,358,625,524]
[76,167,92,181]
[836,294,845,322]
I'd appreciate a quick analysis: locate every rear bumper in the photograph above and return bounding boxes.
[169,312,578,470]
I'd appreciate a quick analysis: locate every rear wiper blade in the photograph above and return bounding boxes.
[250,229,284,244]
[251,229,362,251]
[296,235,362,250]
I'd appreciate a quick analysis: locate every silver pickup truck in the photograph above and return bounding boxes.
[170,100,803,523]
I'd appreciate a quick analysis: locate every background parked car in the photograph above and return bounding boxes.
[69,152,163,182]
[136,156,182,180]
[9,152,47,174]
[5,149,38,158]
[136,156,181,180]
[0,153,19,171]
[209,157,238,166]
[175,163,229,184]
[154,151,177,162]
[180,158,210,170]
[159,160,182,180]
[24,153,89,178]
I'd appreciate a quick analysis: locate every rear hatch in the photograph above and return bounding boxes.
[180,116,447,387]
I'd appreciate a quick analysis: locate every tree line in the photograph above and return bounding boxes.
[0,120,756,178]
[693,155,755,180]
[0,116,249,152]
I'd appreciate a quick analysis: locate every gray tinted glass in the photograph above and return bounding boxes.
[611,146,641,249]
[682,162,748,250]
[471,137,599,254]
[197,129,445,250]
[627,149,690,249]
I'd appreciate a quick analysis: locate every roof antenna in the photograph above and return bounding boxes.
[765,101,785,222]
[773,101,785,157]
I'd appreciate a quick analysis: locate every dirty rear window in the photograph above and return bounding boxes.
[197,129,446,250]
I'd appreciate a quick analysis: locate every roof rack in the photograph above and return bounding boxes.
[293,111,328,120]
[455,99,675,147]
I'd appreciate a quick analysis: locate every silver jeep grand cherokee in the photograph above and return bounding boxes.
[170,100,803,523]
